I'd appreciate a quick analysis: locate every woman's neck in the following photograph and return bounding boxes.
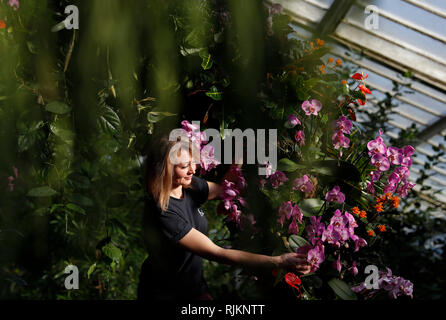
[170,184,183,199]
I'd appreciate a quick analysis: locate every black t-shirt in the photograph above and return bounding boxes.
[138,175,210,300]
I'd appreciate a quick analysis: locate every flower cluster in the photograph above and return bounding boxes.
[366,131,416,198]
[325,185,345,203]
[277,201,303,235]
[332,115,352,150]
[180,120,220,173]
[352,268,414,299]
[217,166,248,226]
[298,210,367,273]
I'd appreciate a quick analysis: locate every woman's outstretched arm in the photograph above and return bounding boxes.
[179,228,311,274]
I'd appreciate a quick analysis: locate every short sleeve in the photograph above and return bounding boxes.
[190,176,209,207]
[158,209,193,245]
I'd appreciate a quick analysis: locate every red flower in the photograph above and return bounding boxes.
[0,20,6,29]
[352,72,368,81]
[284,272,301,289]
[359,84,372,95]
[357,99,366,106]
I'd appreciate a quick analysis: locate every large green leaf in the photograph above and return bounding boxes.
[328,278,357,300]
[299,198,324,217]
[288,235,310,252]
[45,101,71,115]
[27,186,58,197]
[277,158,305,172]
[98,106,121,135]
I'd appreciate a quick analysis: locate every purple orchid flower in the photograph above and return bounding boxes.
[370,170,381,183]
[325,186,345,203]
[270,170,288,189]
[287,114,301,127]
[396,180,416,198]
[293,175,313,193]
[333,115,353,134]
[307,242,325,272]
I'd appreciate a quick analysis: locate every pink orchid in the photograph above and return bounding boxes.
[302,100,322,116]
[295,130,305,146]
[293,175,313,193]
[332,131,350,150]
[387,147,403,165]
[333,254,342,273]
[370,153,390,171]
[325,186,345,203]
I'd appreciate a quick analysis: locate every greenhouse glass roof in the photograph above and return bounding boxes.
[268,0,446,212]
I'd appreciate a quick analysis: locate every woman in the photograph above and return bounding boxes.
[137,133,311,300]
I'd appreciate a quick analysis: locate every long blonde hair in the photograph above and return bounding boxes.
[143,132,198,211]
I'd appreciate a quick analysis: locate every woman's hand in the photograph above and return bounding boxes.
[277,253,312,275]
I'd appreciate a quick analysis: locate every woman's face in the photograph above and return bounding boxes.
[172,148,197,187]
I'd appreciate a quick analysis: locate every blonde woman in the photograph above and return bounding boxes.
[138,133,310,300]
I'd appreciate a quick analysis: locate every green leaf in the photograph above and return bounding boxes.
[199,50,213,70]
[102,243,122,262]
[87,263,97,279]
[106,194,127,208]
[67,193,94,207]
[45,101,71,115]
[65,203,86,215]
[288,235,310,252]
[328,278,357,300]
[277,158,305,172]
[299,198,324,217]
[98,106,121,135]
[205,86,222,101]
[27,186,58,197]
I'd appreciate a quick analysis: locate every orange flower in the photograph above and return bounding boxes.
[385,192,393,200]
[375,203,383,212]
[328,57,334,64]
[368,230,375,236]
[341,80,347,86]
[319,64,325,75]
[378,225,386,232]
[352,206,360,215]
[316,38,325,46]
[392,196,400,208]
[0,20,6,29]
[359,210,367,219]
[379,195,387,202]
[336,59,342,66]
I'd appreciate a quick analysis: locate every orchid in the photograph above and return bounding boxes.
[333,115,353,134]
[332,131,350,150]
[370,153,390,171]
[270,170,288,189]
[301,100,322,116]
[293,175,313,193]
[287,114,301,127]
[295,130,305,146]
[325,186,345,203]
